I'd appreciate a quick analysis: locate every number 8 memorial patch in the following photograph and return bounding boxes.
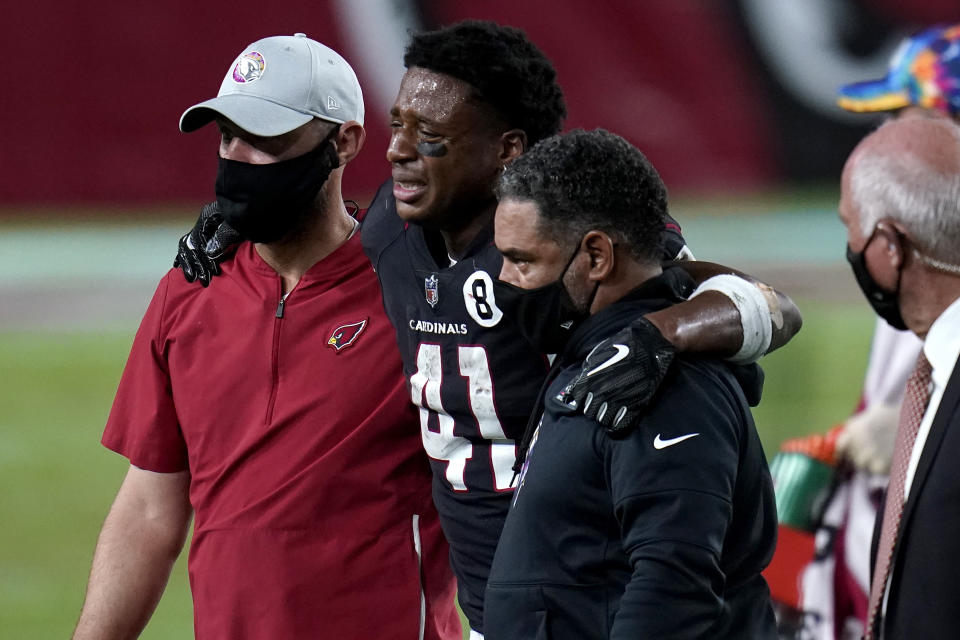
[463,271,503,328]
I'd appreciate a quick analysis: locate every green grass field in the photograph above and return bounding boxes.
[0,331,194,638]
[0,298,875,637]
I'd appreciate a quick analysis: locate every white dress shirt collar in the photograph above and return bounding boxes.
[922,295,960,389]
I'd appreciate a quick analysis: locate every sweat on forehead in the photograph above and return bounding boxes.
[395,67,510,133]
[399,68,471,110]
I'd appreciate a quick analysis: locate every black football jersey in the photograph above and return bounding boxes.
[361,179,689,631]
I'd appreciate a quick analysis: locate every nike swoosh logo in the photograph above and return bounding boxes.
[653,433,700,449]
[585,344,630,377]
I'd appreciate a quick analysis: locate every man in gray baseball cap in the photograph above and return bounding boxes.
[72,34,460,640]
[180,32,365,135]
[179,33,365,248]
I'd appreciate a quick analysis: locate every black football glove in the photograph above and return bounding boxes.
[172,201,241,287]
[562,317,676,432]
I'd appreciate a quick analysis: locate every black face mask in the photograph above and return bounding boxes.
[214,130,339,244]
[493,242,597,354]
[846,241,907,331]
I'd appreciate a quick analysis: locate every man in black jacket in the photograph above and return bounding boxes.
[483,128,778,639]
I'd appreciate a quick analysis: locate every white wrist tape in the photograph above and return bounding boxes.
[690,274,773,364]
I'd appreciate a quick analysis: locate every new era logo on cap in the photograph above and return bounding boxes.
[179,33,365,137]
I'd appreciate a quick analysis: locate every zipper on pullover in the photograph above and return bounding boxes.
[266,291,290,423]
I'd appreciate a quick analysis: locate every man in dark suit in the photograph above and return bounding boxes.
[838,115,960,639]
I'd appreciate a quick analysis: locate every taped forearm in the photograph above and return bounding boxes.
[653,263,801,360]
[689,275,777,364]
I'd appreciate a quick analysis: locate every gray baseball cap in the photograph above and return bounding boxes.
[180,33,365,137]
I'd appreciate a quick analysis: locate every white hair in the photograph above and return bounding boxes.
[850,119,960,264]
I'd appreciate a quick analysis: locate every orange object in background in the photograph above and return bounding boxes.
[764,425,844,607]
[764,524,817,609]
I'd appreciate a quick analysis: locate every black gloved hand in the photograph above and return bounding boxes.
[562,317,676,432]
[172,201,241,287]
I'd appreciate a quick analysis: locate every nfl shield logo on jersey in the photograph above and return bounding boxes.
[425,274,439,308]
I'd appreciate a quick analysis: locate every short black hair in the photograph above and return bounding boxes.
[497,129,667,263]
[404,20,566,147]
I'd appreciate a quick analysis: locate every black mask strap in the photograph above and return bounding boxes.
[846,228,907,330]
[510,238,596,479]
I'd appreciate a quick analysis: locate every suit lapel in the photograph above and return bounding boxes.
[897,356,960,547]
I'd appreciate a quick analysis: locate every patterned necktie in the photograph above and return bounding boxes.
[865,352,933,639]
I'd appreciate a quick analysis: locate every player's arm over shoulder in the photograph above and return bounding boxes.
[648,261,802,363]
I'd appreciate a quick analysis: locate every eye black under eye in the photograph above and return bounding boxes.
[417,141,448,158]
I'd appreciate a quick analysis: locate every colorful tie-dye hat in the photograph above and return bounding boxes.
[837,24,960,117]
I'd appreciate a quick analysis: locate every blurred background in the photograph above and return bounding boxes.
[5,0,960,637]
